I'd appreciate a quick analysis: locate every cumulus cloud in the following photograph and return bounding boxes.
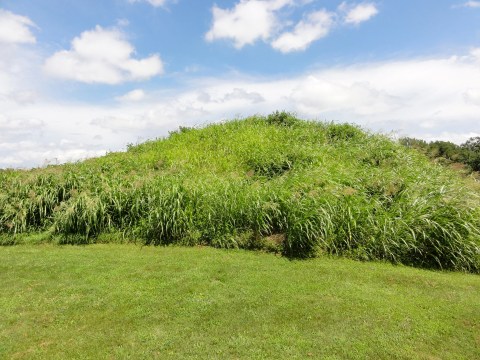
[464,89,480,106]
[197,88,265,104]
[91,104,203,133]
[7,90,38,105]
[0,115,43,131]
[222,88,265,103]
[44,26,163,84]
[0,140,106,167]
[340,2,379,25]
[115,89,146,102]
[0,9,36,44]
[0,34,42,115]
[291,77,399,116]
[3,49,480,168]
[206,0,378,52]
[205,0,294,48]
[92,115,148,132]
[272,10,334,53]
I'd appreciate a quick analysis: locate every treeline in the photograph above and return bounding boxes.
[399,136,480,172]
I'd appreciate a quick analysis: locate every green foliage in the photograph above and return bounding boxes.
[326,123,364,142]
[266,110,299,127]
[1,113,480,272]
[2,246,479,359]
[400,135,480,171]
[462,136,480,171]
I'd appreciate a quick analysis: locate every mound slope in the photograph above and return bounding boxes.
[1,113,479,271]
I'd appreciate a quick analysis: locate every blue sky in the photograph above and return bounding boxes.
[1,0,480,167]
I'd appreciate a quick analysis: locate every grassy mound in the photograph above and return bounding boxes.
[1,112,479,271]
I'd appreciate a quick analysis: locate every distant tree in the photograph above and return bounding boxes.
[399,136,474,171]
[461,137,480,171]
[428,141,462,161]
[462,137,480,152]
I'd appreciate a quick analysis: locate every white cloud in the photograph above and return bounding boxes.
[0,36,42,113]
[7,90,38,105]
[115,89,146,102]
[464,89,480,106]
[206,1,378,52]
[291,77,399,115]
[471,48,480,61]
[0,115,43,132]
[0,140,106,167]
[272,10,334,53]
[196,88,265,104]
[340,2,379,25]
[3,48,480,168]
[128,0,174,7]
[44,26,163,84]
[222,88,265,103]
[0,9,36,44]
[205,0,294,48]
[458,1,480,8]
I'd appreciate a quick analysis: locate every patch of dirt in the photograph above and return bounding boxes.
[264,233,285,246]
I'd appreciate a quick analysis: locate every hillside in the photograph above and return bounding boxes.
[1,112,479,272]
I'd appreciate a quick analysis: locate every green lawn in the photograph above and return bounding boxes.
[1,245,479,359]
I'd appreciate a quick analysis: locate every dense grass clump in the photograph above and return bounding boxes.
[1,113,479,272]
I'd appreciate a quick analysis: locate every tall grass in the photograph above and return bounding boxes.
[1,113,479,272]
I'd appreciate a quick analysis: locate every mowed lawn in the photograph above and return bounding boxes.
[0,245,479,359]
